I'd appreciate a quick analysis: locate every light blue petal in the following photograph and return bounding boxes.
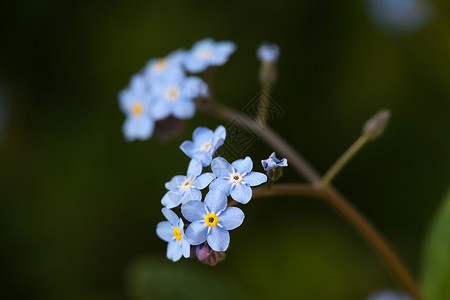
[181,188,202,204]
[204,189,228,214]
[193,127,214,145]
[209,177,232,195]
[213,125,226,149]
[218,207,245,230]
[211,157,232,177]
[123,117,154,142]
[184,58,209,73]
[161,208,179,226]
[194,172,216,189]
[164,175,186,190]
[185,221,208,245]
[183,76,208,98]
[161,191,182,208]
[187,159,202,178]
[244,172,267,186]
[173,99,195,119]
[156,221,173,242]
[207,226,230,252]
[151,100,172,120]
[180,140,195,159]
[210,41,236,65]
[182,239,190,258]
[232,156,253,174]
[279,158,288,167]
[167,240,183,262]
[230,184,252,204]
[181,200,207,222]
[195,151,213,167]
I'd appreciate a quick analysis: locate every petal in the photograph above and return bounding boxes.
[181,188,202,204]
[204,189,227,214]
[211,157,233,177]
[167,240,183,262]
[161,208,179,226]
[244,172,268,186]
[230,184,252,204]
[210,41,236,65]
[183,76,208,98]
[161,191,182,208]
[195,151,213,167]
[207,226,230,252]
[173,99,196,119]
[181,200,207,222]
[122,117,154,141]
[187,159,202,178]
[218,207,244,230]
[185,221,208,245]
[194,172,216,189]
[182,239,191,258]
[193,127,214,145]
[164,175,186,190]
[209,177,232,195]
[151,100,171,120]
[179,141,196,159]
[156,221,173,242]
[213,125,226,149]
[279,158,288,167]
[232,156,253,174]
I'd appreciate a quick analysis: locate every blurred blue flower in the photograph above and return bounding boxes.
[182,189,244,251]
[367,290,413,300]
[156,208,190,262]
[366,0,433,34]
[261,152,288,171]
[143,49,186,82]
[162,159,216,209]
[118,74,155,141]
[209,157,267,204]
[180,125,226,167]
[150,71,207,120]
[257,43,280,63]
[184,38,236,73]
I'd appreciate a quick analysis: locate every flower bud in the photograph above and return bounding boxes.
[363,110,391,140]
[195,244,211,261]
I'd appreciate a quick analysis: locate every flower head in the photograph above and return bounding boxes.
[261,152,288,171]
[257,43,280,63]
[143,49,186,82]
[184,38,236,73]
[366,290,413,300]
[209,157,267,204]
[156,208,190,262]
[118,74,155,141]
[180,125,226,167]
[182,189,244,251]
[150,72,207,120]
[162,159,216,208]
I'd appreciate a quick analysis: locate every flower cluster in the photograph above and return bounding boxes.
[156,125,268,263]
[118,39,236,141]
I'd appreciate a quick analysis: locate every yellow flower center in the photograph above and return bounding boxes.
[154,59,168,72]
[132,101,144,117]
[197,49,213,60]
[204,213,219,227]
[200,142,213,151]
[173,227,182,241]
[164,86,180,102]
[229,172,243,184]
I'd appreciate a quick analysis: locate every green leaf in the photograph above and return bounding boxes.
[422,186,450,300]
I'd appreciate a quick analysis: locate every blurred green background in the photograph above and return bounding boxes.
[1,0,450,299]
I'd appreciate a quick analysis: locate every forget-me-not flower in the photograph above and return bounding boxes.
[257,43,280,63]
[180,125,226,167]
[150,71,207,120]
[209,156,267,204]
[162,159,216,209]
[143,49,186,82]
[261,152,288,171]
[366,290,413,300]
[156,208,190,262]
[119,74,155,141]
[182,189,244,251]
[184,38,236,73]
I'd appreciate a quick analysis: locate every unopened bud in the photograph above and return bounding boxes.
[205,250,226,266]
[195,244,211,261]
[363,110,391,140]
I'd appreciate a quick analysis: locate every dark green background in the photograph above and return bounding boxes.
[1,0,450,299]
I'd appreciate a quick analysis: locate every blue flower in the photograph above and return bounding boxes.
[366,290,413,300]
[150,71,207,120]
[182,189,244,251]
[143,49,186,82]
[184,38,236,73]
[180,125,226,167]
[162,159,216,209]
[257,43,280,63]
[209,157,267,204]
[261,152,288,171]
[156,208,190,262]
[118,74,155,141]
